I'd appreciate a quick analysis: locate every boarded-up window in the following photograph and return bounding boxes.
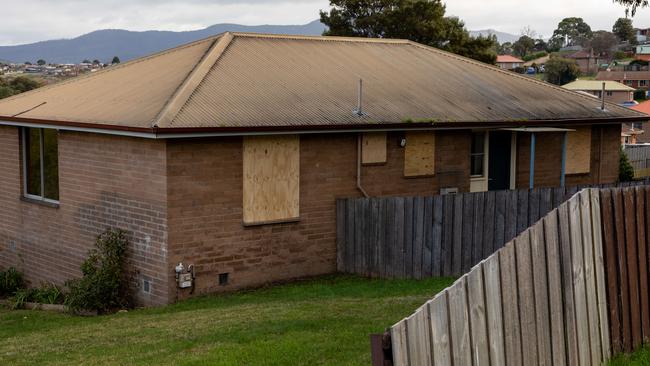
[243,135,300,225]
[566,126,592,174]
[404,131,435,177]
[362,132,387,165]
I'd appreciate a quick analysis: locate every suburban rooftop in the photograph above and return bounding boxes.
[0,32,645,136]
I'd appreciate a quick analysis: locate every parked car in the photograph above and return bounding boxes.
[621,100,640,107]
[526,67,536,75]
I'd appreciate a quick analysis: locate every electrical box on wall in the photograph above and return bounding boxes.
[175,262,195,290]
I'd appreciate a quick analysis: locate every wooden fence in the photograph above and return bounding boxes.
[337,182,645,279]
[625,145,650,178]
[389,189,610,366]
[602,185,650,354]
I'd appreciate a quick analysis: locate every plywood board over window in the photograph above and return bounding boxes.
[243,135,300,225]
[566,126,592,174]
[404,131,435,177]
[362,132,387,165]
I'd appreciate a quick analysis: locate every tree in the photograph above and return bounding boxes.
[498,42,513,55]
[613,17,636,44]
[24,61,32,65]
[320,0,497,64]
[534,39,548,52]
[512,35,535,58]
[111,56,121,64]
[9,76,41,93]
[614,0,649,17]
[550,17,593,48]
[92,59,101,65]
[36,59,46,66]
[619,147,635,182]
[82,59,91,64]
[545,57,580,85]
[588,31,619,55]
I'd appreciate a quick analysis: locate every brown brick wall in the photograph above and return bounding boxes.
[0,127,169,306]
[515,124,621,188]
[165,131,471,299]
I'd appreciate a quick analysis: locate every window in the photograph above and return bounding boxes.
[470,132,486,177]
[641,80,649,87]
[22,128,59,202]
[404,131,435,177]
[606,91,613,97]
[566,126,592,174]
[362,132,387,165]
[625,80,634,86]
[242,135,299,225]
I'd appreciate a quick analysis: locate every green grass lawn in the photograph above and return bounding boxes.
[0,275,453,366]
[610,346,650,365]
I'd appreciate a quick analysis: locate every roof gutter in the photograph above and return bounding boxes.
[0,115,647,139]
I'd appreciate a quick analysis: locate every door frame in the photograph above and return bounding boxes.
[470,130,517,192]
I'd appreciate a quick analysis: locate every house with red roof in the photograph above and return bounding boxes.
[496,55,524,70]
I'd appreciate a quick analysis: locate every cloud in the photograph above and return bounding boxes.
[1,0,649,45]
[0,0,329,45]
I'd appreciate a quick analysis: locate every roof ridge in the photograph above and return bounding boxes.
[405,40,647,117]
[153,32,235,128]
[230,32,411,44]
[0,35,222,107]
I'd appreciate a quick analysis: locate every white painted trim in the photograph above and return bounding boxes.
[510,132,517,190]
[20,127,61,205]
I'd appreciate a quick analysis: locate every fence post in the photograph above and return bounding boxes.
[370,331,393,366]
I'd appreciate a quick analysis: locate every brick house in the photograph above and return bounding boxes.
[597,71,650,91]
[566,49,608,75]
[496,55,524,70]
[0,33,646,306]
[561,80,635,104]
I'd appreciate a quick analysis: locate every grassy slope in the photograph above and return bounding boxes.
[610,346,650,366]
[0,275,453,366]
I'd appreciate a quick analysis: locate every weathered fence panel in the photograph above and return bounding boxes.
[602,185,650,355]
[389,189,611,366]
[338,182,648,279]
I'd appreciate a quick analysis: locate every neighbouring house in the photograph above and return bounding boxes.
[561,80,636,104]
[0,33,646,307]
[496,55,524,70]
[629,100,650,143]
[637,28,650,44]
[523,55,549,68]
[637,45,650,62]
[622,123,645,144]
[597,70,650,91]
[566,48,609,75]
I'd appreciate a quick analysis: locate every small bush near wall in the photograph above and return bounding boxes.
[620,148,635,182]
[0,267,25,297]
[65,229,131,314]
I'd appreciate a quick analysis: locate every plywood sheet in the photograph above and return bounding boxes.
[243,135,299,225]
[362,132,387,164]
[566,126,592,174]
[404,131,435,177]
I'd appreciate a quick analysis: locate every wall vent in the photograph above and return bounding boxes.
[219,273,230,286]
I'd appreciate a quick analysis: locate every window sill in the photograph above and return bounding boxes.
[242,217,300,227]
[20,196,60,209]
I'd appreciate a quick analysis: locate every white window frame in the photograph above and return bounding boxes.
[22,127,59,204]
[470,131,488,178]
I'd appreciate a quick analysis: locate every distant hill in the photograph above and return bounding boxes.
[0,20,327,64]
[0,21,520,64]
[469,29,520,44]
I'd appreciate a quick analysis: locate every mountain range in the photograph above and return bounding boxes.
[0,21,519,64]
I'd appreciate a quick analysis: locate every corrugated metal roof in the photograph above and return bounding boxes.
[632,100,650,115]
[597,71,650,81]
[0,32,644,133]
[562,80,636,92]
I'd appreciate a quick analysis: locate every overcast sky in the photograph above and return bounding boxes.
[1,0,649,46]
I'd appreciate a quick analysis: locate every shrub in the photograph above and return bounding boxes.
[634,90,648,101]
[620,148,635,182]
[65,229,130,314]
[0,267,25,297]
[9,283,64,309]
